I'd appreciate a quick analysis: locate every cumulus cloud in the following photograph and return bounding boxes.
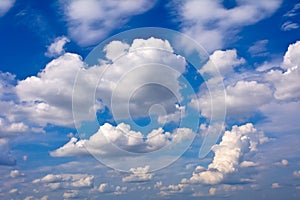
[17,37,186,127]
[159,183,187,196]
[0,0,15,17]
[61,0,156,46]
[174,0,282,51]
[191,80,273,119]
[122,165,153,183]
[98,183,113,193]
[190,123,267,184]
[265,41,300,101]
[45,36,70,57]
[199,49,245,76]
[50,122,194,157]
[16,53,85,127]
[33,173,94,189]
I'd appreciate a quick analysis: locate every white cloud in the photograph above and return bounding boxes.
[17,37,186,127]
[9,169,24,178]
[122,165,153,183]
[159,183,187,196]
[248,40,269,57]
[199,49,245,76]
[98,183,113,193]
[61,0,156,46]
[190,123,267,184]
[209,187,216,196]
[114,185,127,195]
[293,170,300,178]
[240,161,258,168]
[0,0,15,17]
[281,21,299,31]
[265,41,300,101]
[271,183,280,188]
[274,159,289,167]
[63,190,79,199]
[16,53,85,127]
[33,173,94,189]
[50,122,194,157]
[45,36,70,57]
[174,0,282,52]
[191,80,273,119]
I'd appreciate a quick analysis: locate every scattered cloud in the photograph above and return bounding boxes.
[282,3,300,31]
[248,40,269,57]
[271,182,280,188]
[33,173,94,190]
[61,0,156,46]
[274,159,289,167]
[281,21,299,31]
[293,170,300,178]
[122,165,153,183]
[174,0,282,51]
[45,36,70,58]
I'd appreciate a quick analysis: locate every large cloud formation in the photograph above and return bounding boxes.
[190,123,267,184]
[50,122,194,157]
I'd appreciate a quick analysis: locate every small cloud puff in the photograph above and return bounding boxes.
[45,36,70,57]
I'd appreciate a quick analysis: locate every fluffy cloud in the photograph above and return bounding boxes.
[61,0,156,46]
[0,0,15,17]
[33,173,94,189]
[190,123,267,184]
[50,122,194,157]
[16,37,186,127]
[191,80,273,119]
[16,53,85,127]
[199,49,245,76]
[122,165,153,183]
[174,0,282,51]
[265,41,300,101]
[45,36,70,57]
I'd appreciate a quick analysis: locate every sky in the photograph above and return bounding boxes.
[0,0,300,199]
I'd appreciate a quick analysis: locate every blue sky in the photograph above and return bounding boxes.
[0,0,300,199]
